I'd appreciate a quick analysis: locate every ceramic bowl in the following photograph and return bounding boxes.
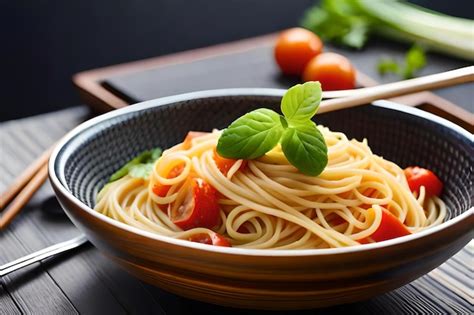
[49,89,473,310]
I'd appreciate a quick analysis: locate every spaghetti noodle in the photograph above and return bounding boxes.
[95,127,446,249]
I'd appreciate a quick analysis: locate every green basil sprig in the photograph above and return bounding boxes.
[109,147,162,182]
[217,82,328,176]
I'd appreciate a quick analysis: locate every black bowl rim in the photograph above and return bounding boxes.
[49,88,474,257]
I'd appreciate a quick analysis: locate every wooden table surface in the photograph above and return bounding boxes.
[1,35,473,314]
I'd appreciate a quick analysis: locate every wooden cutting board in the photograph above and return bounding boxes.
[73,33,473,131]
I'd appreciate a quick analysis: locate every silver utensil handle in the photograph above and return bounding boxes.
[0,234,88,277]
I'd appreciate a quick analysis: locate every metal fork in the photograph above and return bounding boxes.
[0,234,88,277]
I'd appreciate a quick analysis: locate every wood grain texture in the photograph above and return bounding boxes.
[1,228,78,314]
[0,284,21,315]
[0,111,87,315]
[37,206,166,315]
[0,108,170,315]
[10,213,126,315]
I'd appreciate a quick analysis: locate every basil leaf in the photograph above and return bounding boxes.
[108,148,162,182]
[281,81,322,123]
[217,108,284,159]
[216,82,328,176]
[281,122,328,176]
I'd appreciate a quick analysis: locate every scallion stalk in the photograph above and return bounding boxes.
[301,0,474,61]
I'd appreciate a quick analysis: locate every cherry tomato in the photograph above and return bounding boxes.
[153,131,209,197]
[188,232,231,247]
[358,208,411,244]
[182,131,209,150]
[369,208,411,242]
[212,148,247,176]
[274,28,323,75]
[302,52,356,90]
[152,164,184,197]
[404,166,443,197]
[171,177,220,230]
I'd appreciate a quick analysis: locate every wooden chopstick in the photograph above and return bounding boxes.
[319,66,474,113]
[0,144,55,210]
[0,66,472,230]
[0,163,49,229]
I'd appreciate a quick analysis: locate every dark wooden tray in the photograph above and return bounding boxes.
[73,33,473,131]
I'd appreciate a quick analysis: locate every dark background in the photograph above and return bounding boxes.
[1,0,472,121]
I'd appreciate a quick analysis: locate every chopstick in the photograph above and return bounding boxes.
[0,143,56,229]
[0,163,49,229]
[0,144,55,210]
[319,66,474,113]
[0,66,472,230]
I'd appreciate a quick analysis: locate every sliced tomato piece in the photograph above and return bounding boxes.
[152,185,169,198]
[370,208,411,242]
[213,148,247,176]
[357,237,371,245]
[358,208,411,244]
[152,164,184,197]
[171,177,220,230]
[188,232,231,247]
[188,233,212,244]
[404,166,443,197]
[210,232,231,246]
[182,131,209,150]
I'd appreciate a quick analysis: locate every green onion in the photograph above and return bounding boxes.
[301,0,474,61]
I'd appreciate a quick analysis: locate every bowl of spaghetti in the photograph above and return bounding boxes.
[49,88,473,310]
